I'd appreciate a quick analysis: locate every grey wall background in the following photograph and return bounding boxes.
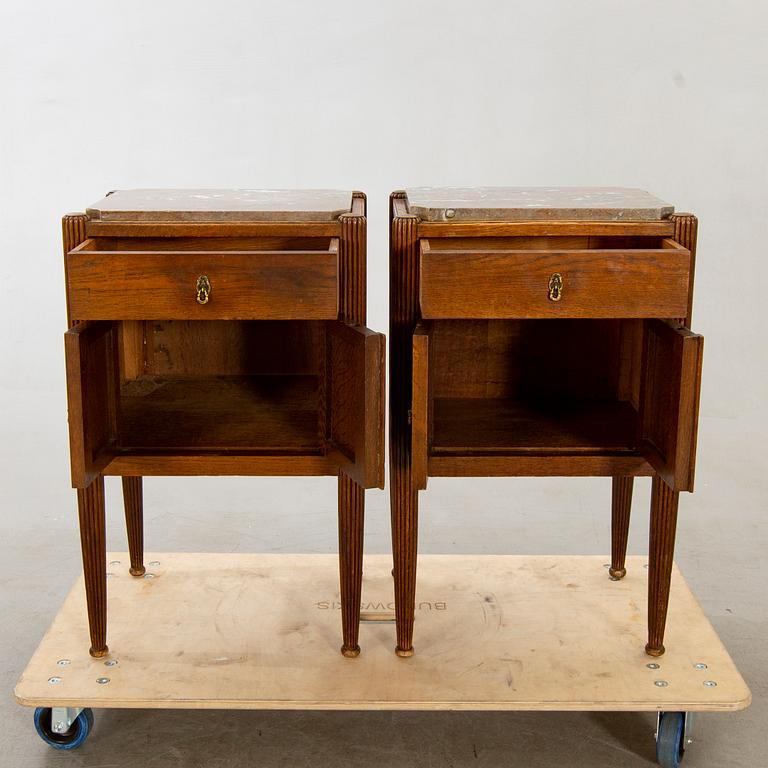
[1,1,766,766]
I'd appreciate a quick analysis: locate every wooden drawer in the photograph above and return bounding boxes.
[66,237,339,320]
[419,238,691,319]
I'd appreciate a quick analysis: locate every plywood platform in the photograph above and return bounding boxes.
[15,554,750,712]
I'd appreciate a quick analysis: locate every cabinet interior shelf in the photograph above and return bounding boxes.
[119,374,322,453]
[431,397,639,456]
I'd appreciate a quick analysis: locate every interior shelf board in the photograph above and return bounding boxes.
[431,397,639,455]
[119,374,322,451]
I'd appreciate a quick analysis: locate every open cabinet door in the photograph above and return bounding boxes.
[64,321,119,488]
[640,319,703,492]
[411,324,429,490]
[326,322,385,489]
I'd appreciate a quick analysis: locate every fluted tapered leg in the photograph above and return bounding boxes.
[391,483,418,657]
[646,475,680,656]
[610,476,634,580]
[338,472,364,657]
[121,477,145,577]
[77,475,108,658]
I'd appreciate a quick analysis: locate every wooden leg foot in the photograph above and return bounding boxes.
[338,472,364,657]
[122,477,145,577]
[610,476,633,580]
[647,475,679,657]
[395,646,414,658]
[77,476,108,657]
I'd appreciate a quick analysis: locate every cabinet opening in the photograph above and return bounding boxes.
[423,235,677,251]
[79,235,336,252]
[116,320,326,454]
[423,319,644,457]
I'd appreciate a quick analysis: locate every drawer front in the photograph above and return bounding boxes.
[419,242,691,319]
[67,248,339,321]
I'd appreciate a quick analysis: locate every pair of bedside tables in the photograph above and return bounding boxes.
[62,187,702,662]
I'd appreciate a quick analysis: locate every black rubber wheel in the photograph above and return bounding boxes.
[33,707,94,750]
[656,711,686,768]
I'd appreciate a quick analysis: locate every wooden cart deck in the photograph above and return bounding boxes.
[14,554,750,713]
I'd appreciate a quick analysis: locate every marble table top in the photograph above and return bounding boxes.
[86,189,355,222]
[404,187,674,222]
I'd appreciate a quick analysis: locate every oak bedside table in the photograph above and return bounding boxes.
[389,187,703,658]
[63,189,385,659]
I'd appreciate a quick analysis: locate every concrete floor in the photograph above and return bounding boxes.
[2,391,766,767]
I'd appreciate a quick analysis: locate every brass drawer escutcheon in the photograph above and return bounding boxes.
[196,275,211,305]
[548,272,563,302]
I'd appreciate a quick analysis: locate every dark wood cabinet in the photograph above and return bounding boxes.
[389,187,703,658]
[63,189,385,659]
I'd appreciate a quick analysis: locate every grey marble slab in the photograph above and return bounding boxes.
[86,189,355,222]
[405,187,674,222]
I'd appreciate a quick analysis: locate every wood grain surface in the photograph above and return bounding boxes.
[640,320,704,492]
[670,214,698,324]
[419,221,675,238]
[121,477,145,577]
[105,454,338,477]
[389,193,420,656]
[420,242,691,319]
[411,324,429,490]
[15,554,750,712]
[67,244,340,321]
[63,190,385,658]
[76,477,108,657]
[428,454,654,478]
[610,476,634,580]
[431,398,639,454]
[326,323,385,489]
[390,193,703,659]
[646,478,680,656]
[64,321,119,488]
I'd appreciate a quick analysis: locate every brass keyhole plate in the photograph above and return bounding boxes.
[548,272,563,302]
[196,275,211,305]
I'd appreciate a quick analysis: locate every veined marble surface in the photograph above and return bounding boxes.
[86,189,355,222]
[405,187,674,222]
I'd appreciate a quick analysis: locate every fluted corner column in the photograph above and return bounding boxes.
[389,194,420,658]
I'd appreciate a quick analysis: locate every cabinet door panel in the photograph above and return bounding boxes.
[64,321,119,488]
[640,320,703,491]
[326,322,385,489]
[412,324,429,490]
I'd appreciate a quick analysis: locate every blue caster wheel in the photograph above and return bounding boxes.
[33,707,94,750]
[656,711,686,768]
